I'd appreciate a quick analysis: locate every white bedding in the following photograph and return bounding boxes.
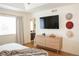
[0,43,29,51]
[0,43,48,56]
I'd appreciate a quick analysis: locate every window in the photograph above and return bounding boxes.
[0,16,16,35]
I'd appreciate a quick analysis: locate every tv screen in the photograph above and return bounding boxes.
[40,15,59,29]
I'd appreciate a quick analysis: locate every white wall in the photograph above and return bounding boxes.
[0,9,32,45]
[34,4,79,55]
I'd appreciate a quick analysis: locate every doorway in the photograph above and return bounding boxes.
[30,19,36,43]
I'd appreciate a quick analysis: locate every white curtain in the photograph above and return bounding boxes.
[16,16,24,44]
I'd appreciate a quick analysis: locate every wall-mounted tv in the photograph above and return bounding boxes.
[40,15,59,29]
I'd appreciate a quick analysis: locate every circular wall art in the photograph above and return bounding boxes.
[66,31,74,38]
[66,21,74,29]
[66,13,73,20]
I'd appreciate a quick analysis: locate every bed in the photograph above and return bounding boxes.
[0,43,48,56]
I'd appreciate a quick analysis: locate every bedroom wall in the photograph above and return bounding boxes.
[0,9,32,45]
[34,4,79,55]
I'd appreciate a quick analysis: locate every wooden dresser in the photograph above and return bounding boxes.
[34,35,62,53]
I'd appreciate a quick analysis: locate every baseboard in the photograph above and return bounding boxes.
[61,51,78,56]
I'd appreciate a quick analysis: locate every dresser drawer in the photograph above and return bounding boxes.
[35,41,46,46]
[46,42,60,45]
[35,38,46,42]
[46,43,60,50]
[46,41,60,45]
[35,39,46,44]
[46,38,60,42]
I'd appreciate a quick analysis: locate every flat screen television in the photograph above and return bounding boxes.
[40,15,59,29]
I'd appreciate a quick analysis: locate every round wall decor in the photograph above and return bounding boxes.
[66,31,74,38]
[66,13,73,20]
[66,21,73,29]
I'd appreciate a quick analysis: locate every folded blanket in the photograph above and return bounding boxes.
[0,48,48,56]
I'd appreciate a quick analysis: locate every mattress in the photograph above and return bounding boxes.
[0,43,48,56]
[0,43,29,51]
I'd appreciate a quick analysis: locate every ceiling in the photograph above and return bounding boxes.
[0,3,75,13]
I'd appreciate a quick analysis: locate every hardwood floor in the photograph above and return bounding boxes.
[24,41,75,56]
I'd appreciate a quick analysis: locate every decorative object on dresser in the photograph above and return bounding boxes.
[34,34,63,54]
[42,33,46,36]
